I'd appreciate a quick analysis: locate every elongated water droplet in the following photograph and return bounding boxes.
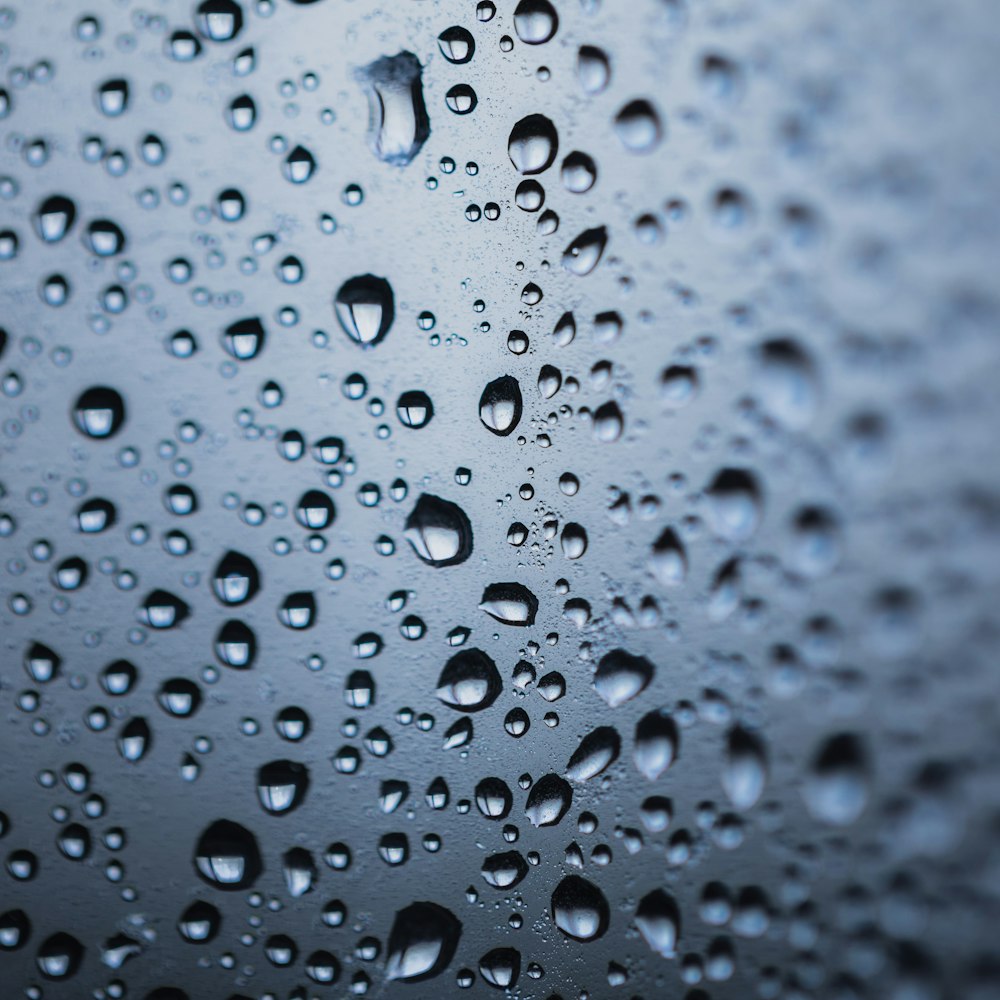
[356,52,430,166]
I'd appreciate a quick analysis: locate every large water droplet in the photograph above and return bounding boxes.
[635,888,680,957]
[356,52,430,166]
[335,275,394,347]
[385,902,461,982]
[193,820,261,890]
[72,386,126,438]
[562,226,607,276]
[525,773,573,827]
[567,726,621,782]
[479,582,538,626]
[551,875,609,941]
[804,733,871,826]
[513,0,558,44]
[437,649,502,712]
[594,649,654,708]
[405,494,473,566]
[479,375,523,435]
[508,114,558,174]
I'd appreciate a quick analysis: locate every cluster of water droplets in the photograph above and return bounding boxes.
[1,0,998,998]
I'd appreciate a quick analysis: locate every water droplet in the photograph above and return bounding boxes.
[356,52,430,166]
[594,649,654,707]
[567,726,621,782]
[335,275,394,347]
[551,875,609,941]
[508,115,558,175]
[405,494,473,566]
[804,733,870,826]
[437,649,502,711]
[385,902,461,982]
[479,375,523,435]
[193,819,262,890]
[479,582,538,626]
[614,99,663,152]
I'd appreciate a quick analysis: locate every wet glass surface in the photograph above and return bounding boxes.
[1,1,1000,997]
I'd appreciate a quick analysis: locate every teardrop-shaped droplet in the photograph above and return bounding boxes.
[567,726,621,782]
[563,226,607,276]
[525,773,572,827]
[635,888,680,957]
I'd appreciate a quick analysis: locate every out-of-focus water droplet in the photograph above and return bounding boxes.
[754,337,819,429]
[804,733,871,826]
[594,649,654,707]
[513,0,558,44]
[578,45,611,94]
[635,888,680,957]
[614,99,663,152]
[705,468,762,542]
[634,710,678,780]
[722,726,768,810]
